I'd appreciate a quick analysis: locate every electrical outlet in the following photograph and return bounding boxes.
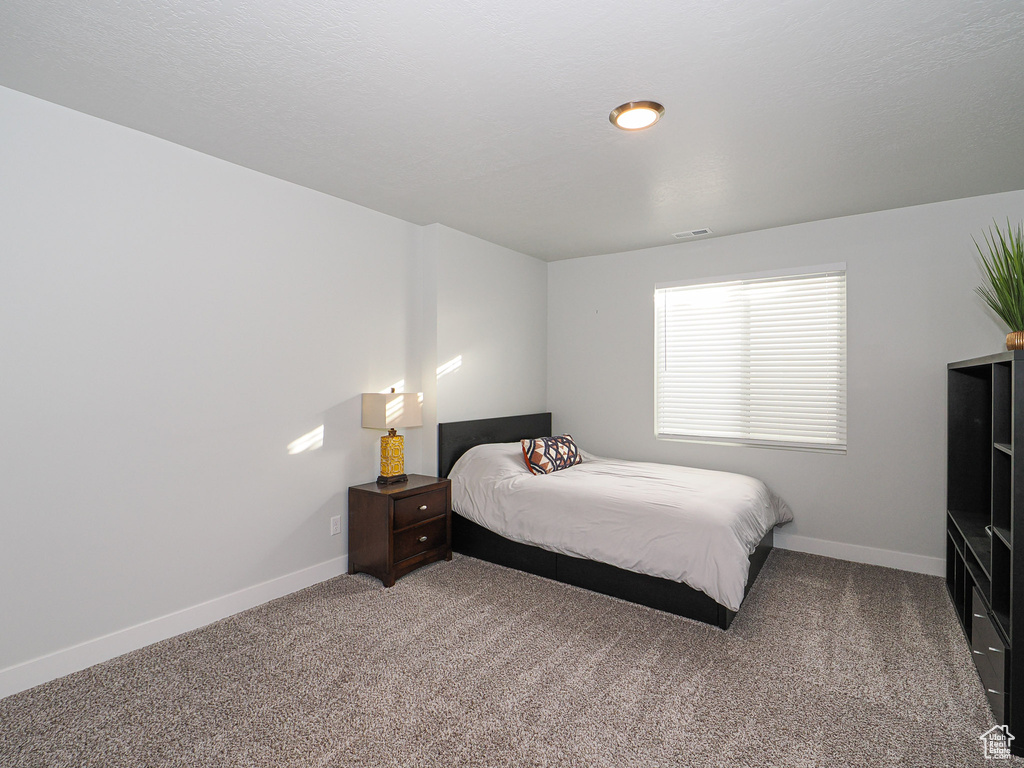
[330,515,341,536]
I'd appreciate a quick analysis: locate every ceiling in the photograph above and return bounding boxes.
[1,0,1022,261]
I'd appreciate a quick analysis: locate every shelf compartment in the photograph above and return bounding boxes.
[948,366,993,519]
[946,520,962,557]
[993,448,1012,532]
[965,556,991,605]
[948,508,992,581]
[993,361,1012,446]
[993,607,1012,644]
[947,530,971,635]
[992,536,1012,641]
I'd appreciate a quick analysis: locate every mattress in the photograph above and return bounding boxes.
[449,442,792,611]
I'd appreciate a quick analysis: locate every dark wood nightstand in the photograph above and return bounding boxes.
[347,474,452,587]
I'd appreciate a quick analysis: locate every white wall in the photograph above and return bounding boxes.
[0,86,425,683]
[0,85,549,696]
[548,190,1024,569]
[435,225,547,425]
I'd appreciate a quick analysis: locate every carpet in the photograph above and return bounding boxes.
[0,550,1013,767]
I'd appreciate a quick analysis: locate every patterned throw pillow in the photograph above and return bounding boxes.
[521,435,583,475]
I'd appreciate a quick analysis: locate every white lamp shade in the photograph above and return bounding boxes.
[361,392,423,430]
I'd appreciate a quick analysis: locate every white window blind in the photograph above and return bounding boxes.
[655,265,847,452]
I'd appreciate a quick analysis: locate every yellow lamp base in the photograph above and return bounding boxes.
[377,430,407,485]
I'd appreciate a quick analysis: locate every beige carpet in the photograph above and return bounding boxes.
[0,551,1014,767]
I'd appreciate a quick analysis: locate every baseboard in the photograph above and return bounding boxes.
[774,533,944,577]
[0,555,348,701]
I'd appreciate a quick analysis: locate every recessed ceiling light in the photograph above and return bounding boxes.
[609,101,665,131]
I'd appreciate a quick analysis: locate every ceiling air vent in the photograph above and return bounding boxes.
[673,228,712,239]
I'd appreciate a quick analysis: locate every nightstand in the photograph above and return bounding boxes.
[347,474,452,587]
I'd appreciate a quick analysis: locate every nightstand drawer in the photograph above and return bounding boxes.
[394,516,447,563]
[394,487,448,530]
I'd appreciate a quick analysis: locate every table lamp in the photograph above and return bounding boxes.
[361,390,423,484]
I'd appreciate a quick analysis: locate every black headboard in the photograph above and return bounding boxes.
[437,412,552,478]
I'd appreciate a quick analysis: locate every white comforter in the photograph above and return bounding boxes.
[450,442,792,611]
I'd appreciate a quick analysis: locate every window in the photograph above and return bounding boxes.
[654,265,846,452]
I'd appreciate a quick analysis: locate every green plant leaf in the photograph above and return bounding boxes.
[976,219,1024,331]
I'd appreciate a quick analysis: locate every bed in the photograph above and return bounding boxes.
[437,412,791,629]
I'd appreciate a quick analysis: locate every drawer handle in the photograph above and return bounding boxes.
[974,650,985,655]
[974,613,986,619]
[418,535,428,542]
[989,646,1003,653]
[419,505,428,511]
[988,689,1003,696]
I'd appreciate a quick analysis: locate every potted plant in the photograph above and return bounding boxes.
[976,219,1024,350]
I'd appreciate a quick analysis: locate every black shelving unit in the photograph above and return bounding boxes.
[947,352,1024,746]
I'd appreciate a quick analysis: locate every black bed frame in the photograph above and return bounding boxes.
[437,412,774,629]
